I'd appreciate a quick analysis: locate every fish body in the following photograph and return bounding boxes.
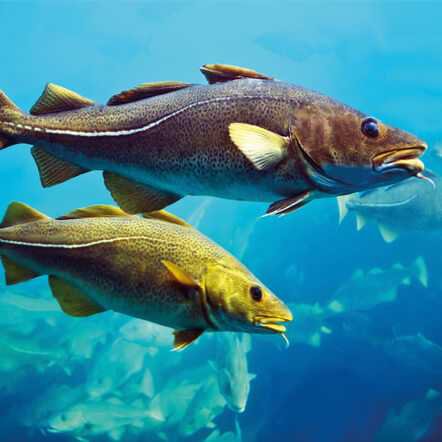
[213,333,255,413]
[0,202,291,349]
[0,64,427,216]
[339,173,442,242]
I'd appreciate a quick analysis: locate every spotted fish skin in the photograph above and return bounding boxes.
[0,204,292,342]
[0,65,427,214]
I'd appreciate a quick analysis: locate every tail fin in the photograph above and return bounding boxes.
[0,91,22,150]
[0,202,49,285]
[411,256,428,288]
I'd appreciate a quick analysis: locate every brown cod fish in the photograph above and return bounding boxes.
[0,64,427,216]
[0,202,292,350]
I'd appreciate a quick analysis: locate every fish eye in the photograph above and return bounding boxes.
[250,286,263,302]
[361,117,379,138]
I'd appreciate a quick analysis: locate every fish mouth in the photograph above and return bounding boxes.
[254,314,293,333]
[372,145,427,175]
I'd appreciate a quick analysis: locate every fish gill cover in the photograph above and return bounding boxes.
[0,2,441,442]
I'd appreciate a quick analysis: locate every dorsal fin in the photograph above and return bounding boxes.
[107,81,192,106]
[200,64,273,84]
[142,210,190,227]
[30,83,94,115]
[58,205,129,220]
[0,202,49,228]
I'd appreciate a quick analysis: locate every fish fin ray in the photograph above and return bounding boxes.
[172,329,204,351]
[161,260,200,288]
[1,256,40,285]
[229,123,288,170]
[1,201,49,228]
[378,223,398,243]
[142,210,190,227]
[32,146,89,187]
[336,195,351,224]
[107,81,192,106]
[0,91,21,149]
[49,275,105,317]
[103,172,181,214]
[200,64,272,84]
[30,83,94,115]
[58,205,128,220]
[265,191,313,216]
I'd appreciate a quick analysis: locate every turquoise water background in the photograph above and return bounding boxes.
[1,2,442,441]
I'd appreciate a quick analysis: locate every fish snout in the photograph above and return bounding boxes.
[372,144,427,175]
[254,310,293,334]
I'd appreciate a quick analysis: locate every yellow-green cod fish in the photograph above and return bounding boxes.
[0,64,427,216]
[0,202,292,350]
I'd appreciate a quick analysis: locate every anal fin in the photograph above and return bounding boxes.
[103,172,181,214]
[1,256,40,285]
[173,329,204,351]
[265,191,313,216]
[49,275,105,317]
[31,146,89,187]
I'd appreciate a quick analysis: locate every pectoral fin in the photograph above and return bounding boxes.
[1,256,40,285]
[32,146,89,187]
[30,83,94,115]
[49,276,105,317]
[107,81,192,106]
[161,260,200,289]
[200,64,272,84]
[229,123,288,170]
[356,214,367,231]
[173,329,204,351]
[265,191,313,216]
[103,172,182,214]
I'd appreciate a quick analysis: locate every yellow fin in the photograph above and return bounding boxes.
[58,205,128,220]
[49,275,105,317]
[31,146,89,187]
[142,210,190,227]
[161,260,200,288]
[30,83,94,115]
[173,329,204,351]
[1,256,40,285]
[107,81,192,106]
[356,214,367,231]
[0,201,49,228]
[229,123,288,170]
[378,223,398,243]
[103,172,181,214]
[200,64,272,84]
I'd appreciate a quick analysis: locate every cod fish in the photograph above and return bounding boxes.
[212,333,255,413]
[338,172,442,243]
[0,63,427,216]
[0,202,292,350]
[328,257,428,314]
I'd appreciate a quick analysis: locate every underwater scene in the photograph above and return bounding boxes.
[0,2,442,441]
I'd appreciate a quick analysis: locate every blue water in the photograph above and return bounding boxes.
[1,2,442,441]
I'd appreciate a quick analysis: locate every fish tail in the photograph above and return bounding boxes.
[0,91,23,150]
[0,202,48,285]
[411,256,428,288]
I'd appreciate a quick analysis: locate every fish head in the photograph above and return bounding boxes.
[47,407,84,433]
[203,263,293,335]
[291,100,427,193]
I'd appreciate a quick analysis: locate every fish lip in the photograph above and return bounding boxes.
[372,145,427,174]
[254,314,293,333]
